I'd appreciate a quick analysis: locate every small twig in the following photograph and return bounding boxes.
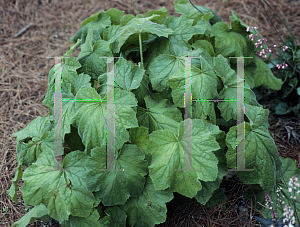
[12,22,33,38]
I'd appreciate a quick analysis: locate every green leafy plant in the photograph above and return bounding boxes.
[256,176,300,227]
[249,0,300,117]
[7,0,300,226]
[251,32,300,117]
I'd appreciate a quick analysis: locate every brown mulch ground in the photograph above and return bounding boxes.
[1,0,300,226]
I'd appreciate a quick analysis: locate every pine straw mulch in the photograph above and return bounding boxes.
[0,0,300,226]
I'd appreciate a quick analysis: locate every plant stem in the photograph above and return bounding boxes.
[93,79,98,89]
[138,32,144,66]
[189,0,204,15]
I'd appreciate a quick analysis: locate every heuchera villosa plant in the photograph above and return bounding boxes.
[247,0,300,117]
[248,27,300,227]
[7,0,300,226]
[251,30,300,117]
[253,176,300,227]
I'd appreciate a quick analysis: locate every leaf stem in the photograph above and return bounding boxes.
[189,0,204,15]
[138,32,144,66]
[93,79,98,89]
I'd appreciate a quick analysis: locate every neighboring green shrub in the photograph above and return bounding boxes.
[252,34,300,117]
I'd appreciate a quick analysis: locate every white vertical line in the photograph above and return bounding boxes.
[107,57,115,171]
[184,57,193,171]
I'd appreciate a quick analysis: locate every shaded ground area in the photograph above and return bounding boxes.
[1,0,300,226]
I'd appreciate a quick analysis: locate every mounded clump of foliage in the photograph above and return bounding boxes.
[8,0,300,226]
